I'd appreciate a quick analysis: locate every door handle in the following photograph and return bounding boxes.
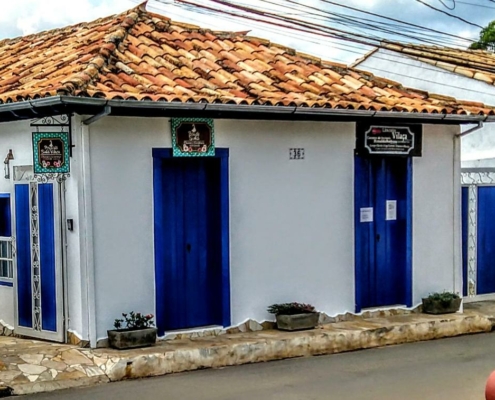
[186,243,191,253]
[376,234,380,242]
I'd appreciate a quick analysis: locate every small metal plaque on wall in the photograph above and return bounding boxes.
[32,132,70,174]
[171,118,215,157]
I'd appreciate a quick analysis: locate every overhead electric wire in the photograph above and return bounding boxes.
[169,0,495,69]
[437,0,456,9]
[272,0,469,46]
[133,0,495,97]
[145,0,495,73]
[148,0,477,49]
[414,0,483,28]
[148,0,495,71]
[317,0,475,44]
[176,0,461,49]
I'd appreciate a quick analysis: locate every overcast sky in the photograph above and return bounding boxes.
[0,0,493,64]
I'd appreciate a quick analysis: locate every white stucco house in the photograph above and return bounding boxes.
[0,5,493,347]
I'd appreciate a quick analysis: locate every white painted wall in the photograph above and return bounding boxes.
[0,288,14,328]
[0,118,85,339]
[88,116,459,340]
[413,125,461,300]
[64,117,86,339]
[88,117,356,340]
[356,49,495,165]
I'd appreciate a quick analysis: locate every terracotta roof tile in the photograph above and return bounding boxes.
[0,4,490,116]
[373,41,495,89]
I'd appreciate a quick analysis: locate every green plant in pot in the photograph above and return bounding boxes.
[267,302,319,331]
[422,291,461,315]
[108,311,157,349]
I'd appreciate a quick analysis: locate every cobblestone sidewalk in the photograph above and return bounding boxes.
[1,304,494,396]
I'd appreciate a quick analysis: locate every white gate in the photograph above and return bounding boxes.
[461,168,495,300]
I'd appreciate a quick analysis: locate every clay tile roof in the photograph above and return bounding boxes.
[0,3,493,116]
[369,40,495,87]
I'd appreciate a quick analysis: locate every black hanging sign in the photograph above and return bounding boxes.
[356,123,422,157]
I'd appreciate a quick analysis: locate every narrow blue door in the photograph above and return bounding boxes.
[461,187,469,296]
[476,186,495,294]
[155,157,224,332]
[15,183,58,332]
[355,157,412,310]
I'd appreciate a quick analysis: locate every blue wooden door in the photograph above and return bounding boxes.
[14,182,63,342]
[355,157,412,311]
[476,186,495,295]
[156,157,223,332]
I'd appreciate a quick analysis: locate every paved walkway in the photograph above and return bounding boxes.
[1,302,494,396]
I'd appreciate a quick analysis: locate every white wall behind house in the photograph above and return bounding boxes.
[356,49,495,165]
[88,117,459,340]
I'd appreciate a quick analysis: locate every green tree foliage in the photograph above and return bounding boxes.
[470,21,495,51]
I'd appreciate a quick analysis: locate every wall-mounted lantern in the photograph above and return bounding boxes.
[4,149,14,179]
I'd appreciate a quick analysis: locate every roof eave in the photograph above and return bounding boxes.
[0,96,490,125]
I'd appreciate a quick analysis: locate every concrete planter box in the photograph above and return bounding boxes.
[422,297,461,315]
[107,327,157,349]
[275,312,319,331]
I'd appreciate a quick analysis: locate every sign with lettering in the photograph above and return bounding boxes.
[171,118,215,157]
[32,132,70,174]
[356,123,422,157]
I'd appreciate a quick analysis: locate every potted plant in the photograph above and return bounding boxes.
[422,291,461,315]
[107,311,157,349]
[267,302,319,331]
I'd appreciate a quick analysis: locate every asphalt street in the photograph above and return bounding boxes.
[22,333,495,400]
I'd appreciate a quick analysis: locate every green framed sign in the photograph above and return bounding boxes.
[171,118,215,157]
[32,132,70,174]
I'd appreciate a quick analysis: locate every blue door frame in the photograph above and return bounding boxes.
[153,148,230,336]
[354,156,413,312]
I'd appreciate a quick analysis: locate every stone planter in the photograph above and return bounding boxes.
[107,327,157,349]
[422,297,462,315]
[275,312,319,331]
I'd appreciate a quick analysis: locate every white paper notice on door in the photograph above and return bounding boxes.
[386,200,397,221]
[360,207,373,223]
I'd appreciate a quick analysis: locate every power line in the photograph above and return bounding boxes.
[281,0,476,45]
[414,0,483,28]
[133,0,495,98]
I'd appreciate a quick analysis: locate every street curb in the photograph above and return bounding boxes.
[11,376,109,396]
[103,313,493,382]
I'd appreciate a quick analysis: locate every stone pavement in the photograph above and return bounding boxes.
[1,302,495,396]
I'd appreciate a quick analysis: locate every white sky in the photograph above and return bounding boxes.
[0,0,492,64]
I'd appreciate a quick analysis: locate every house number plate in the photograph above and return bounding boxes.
[290,148,305,160]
